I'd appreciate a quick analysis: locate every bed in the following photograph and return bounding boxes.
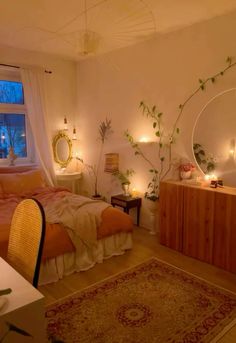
[0,167,133,285]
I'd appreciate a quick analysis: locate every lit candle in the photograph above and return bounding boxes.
[131,187,138,197]
[211,174,217,181]
[139,136,149,143]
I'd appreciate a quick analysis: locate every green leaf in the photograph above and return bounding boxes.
[155,131,160,137]
[199,149,205,156]
[152,105,156,112]
[176,128,180,134]
[159,143,163,148]
[134,151,140,155]
[220,71,224,76]
[200,84,205,90]
[199,78,203,83]
[179,104,182,109]
[211,77,215,83]
[160,157,165,161]
[149,169,154,172]
[158,112,163,118]
[153,122,157,128]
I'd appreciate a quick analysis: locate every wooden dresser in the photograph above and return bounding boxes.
[159,180,236,273]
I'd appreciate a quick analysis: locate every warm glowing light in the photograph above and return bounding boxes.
[64,117,68,131]
[205,174,217,181]
[229,138,235,158]
[72,127,77,140]
[211,174,217,180]
[131,187,138,197]
[139,136,149,143]
[1,133,5,140]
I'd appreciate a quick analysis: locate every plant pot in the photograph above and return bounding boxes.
[122,183,130,196]
[143,198,159,235]
[91,194,104,201]
[180,170,192,180]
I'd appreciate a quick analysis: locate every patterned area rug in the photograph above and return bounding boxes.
[46,258,236,343]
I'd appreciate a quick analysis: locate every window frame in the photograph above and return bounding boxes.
[0,68,35,165]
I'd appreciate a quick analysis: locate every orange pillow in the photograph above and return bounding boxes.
[0,170,45,194]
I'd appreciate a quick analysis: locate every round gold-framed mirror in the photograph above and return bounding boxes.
[52,131,72,168]
[192,88,236,187]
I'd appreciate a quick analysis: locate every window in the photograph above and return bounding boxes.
[0,68,34,164]
[0,113,27,158]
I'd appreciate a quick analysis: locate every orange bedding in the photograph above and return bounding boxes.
[0,187,133,262]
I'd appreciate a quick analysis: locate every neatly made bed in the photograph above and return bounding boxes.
[0,168,133,285]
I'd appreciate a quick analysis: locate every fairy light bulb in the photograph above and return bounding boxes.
[72,127,77,140]
[64,117,68,131]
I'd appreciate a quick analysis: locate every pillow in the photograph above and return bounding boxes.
[0,170,46,194]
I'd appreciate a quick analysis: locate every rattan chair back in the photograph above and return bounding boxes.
[7,198,46,288]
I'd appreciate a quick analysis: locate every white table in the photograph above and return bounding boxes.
[0,258,46,342]
[56,171,82,193]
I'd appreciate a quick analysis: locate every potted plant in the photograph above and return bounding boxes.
[77,118,113,198]
[179,162,195,180]
[112,169,135,196]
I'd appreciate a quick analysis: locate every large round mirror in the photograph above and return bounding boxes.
[193,88,236,187]
[52,131,72,168]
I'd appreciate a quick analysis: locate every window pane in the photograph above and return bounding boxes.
[0,113,27,158]
[0,80,24,104]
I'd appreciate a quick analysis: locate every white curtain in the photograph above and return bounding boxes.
[20,67,56,185]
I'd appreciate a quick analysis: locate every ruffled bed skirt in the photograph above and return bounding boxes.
[39,232,132,285]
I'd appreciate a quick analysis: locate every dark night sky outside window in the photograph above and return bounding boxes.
[0,80,27,159]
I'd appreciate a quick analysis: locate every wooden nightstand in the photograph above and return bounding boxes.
[111,194,142,226]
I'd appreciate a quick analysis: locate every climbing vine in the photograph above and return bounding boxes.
[125,57,236,200]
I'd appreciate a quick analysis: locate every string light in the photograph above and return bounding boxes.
[64,117,68,131]
[72,127,77,140]
[229,138,235,158]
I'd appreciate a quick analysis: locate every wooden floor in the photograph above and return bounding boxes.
[39,227,236,343]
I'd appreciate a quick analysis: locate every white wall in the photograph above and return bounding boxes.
[0,44,77,170]
[76,10,236,230]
